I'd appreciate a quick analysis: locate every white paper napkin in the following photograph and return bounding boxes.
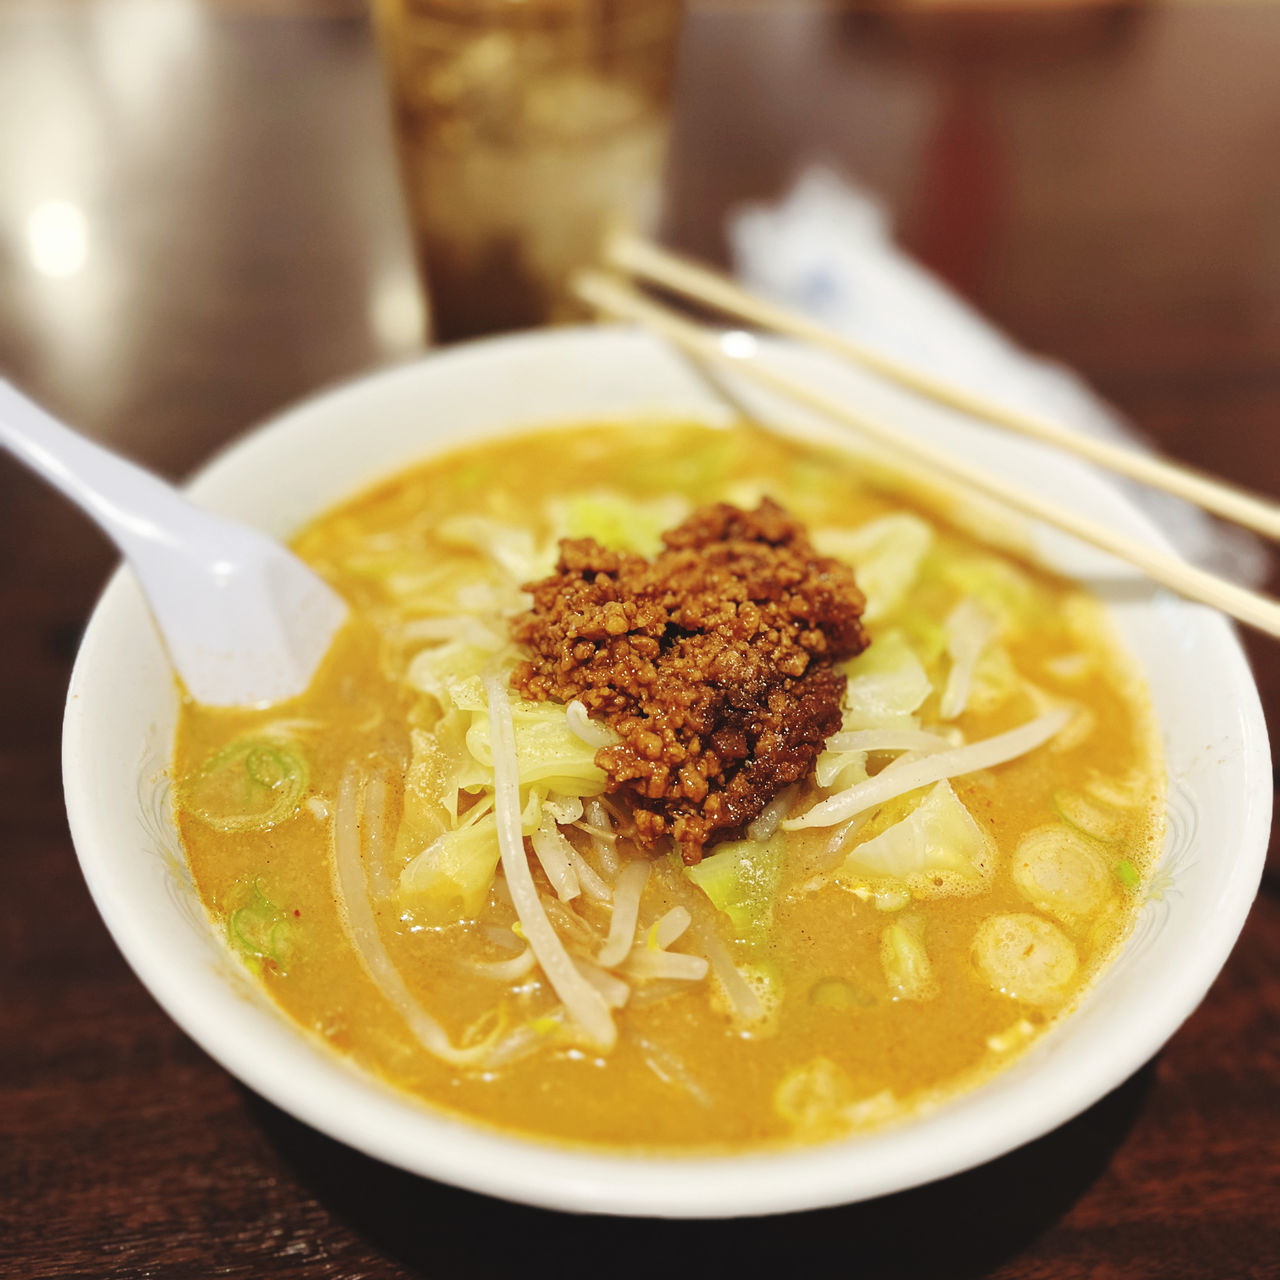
[729,167,1268,587]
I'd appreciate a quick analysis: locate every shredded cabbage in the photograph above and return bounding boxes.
[936,551,1040,634]
[814,513,932,622]
[965,644,1022,715]
[407,652,608,818]
[338,551,496,613]
[685,834,785,945]
[556,490,690,557]
[396,662,608,924]
[407,639,500,709]
[826,729,957,754]
[839,779,991,895]
[840,632,931,731]
[466,698,609,797]
[436,514,555,582]
[398,719,489,839]
[399,812,503,923]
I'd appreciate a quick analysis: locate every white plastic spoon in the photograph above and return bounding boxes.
[0,380,348,706]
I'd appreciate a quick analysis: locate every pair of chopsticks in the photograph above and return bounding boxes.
[574,234,1280,640]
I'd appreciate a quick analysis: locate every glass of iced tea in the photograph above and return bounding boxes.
[372,0,684,343]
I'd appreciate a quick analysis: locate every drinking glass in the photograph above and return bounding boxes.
[373,0,685,343]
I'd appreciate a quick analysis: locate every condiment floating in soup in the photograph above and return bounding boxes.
[173,420,1163,1151]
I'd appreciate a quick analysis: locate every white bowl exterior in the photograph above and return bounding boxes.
[63,327,1271,1217]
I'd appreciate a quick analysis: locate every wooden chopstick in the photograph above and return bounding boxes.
[573,267,1280,640]
[604,231,1280,543]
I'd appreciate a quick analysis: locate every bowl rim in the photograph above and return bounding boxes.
[62,325,1273,1217]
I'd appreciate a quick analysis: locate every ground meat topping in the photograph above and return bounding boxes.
[510,498,869,862]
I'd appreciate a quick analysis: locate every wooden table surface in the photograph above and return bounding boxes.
[2,2,1277,1275]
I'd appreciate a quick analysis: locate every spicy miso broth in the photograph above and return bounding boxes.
[174,421,1163,1150]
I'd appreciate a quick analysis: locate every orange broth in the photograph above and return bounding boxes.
[174,421,1163,1150]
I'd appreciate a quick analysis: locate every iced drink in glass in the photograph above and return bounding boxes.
[373,0,684,343]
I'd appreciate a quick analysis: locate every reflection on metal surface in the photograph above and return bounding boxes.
[26,200,89,279]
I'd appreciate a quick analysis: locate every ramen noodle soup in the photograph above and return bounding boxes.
[174,421,1163,1150]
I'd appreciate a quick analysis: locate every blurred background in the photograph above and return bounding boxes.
[2,1,1278,1276]
[4,1,1278,475]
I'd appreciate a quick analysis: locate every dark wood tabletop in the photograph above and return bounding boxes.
[2,2,1277,1276]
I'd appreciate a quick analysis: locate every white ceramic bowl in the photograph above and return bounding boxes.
[63,327,1270,1217]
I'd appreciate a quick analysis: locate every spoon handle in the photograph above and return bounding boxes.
[0,379,348,706]
[0,380,199,559]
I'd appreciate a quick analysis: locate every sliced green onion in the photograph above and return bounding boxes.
[1113,858,1141,891]
[226,879,295,971]
[184,737,309,832]
[1055,789,1124,841]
